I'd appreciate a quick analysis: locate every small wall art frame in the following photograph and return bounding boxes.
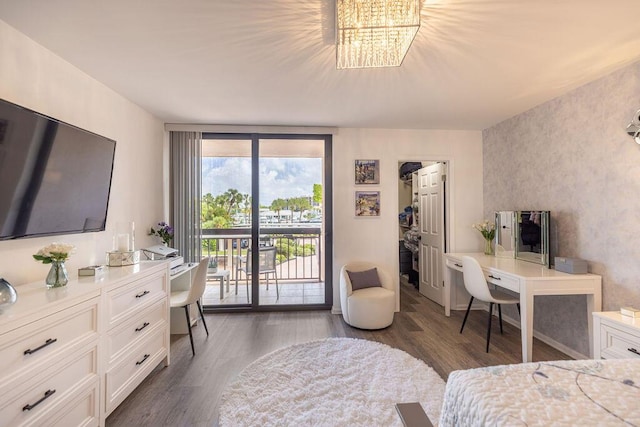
[354,159,380,184]
[355,191,380,217]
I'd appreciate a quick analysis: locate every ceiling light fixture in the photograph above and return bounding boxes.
[336,0,422,69]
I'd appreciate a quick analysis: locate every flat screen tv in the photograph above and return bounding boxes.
[0,98,116,240]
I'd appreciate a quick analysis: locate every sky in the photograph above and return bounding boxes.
[202,157,322,206]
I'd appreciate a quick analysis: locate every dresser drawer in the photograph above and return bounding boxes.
[485,271,519,293]
[0,343,98,426]
[46,381,99,427]
[599,323,640,359]
[104,327,168,414]
[106,297,168,363]
[0,298,98,385]
[20,379,100,427]
[445,258,463,272]
[105,272,166,328]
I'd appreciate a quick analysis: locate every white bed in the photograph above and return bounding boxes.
[438,359,640,426]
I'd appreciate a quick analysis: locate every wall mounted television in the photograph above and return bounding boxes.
[0,98,116,240]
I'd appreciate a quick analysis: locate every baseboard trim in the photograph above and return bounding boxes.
[363,300,588,359]
[500,314,588,360]
[457,306,588,360]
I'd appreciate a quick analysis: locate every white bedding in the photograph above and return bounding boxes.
[438,359,640,426]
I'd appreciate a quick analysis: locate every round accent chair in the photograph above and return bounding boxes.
[339,262,396,330]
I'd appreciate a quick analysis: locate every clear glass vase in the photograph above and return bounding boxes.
[46,261,69,288]
[0,278,17,312]
[484,238,494,256]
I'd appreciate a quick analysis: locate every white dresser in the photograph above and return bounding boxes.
[0,261,170,426]
[593,311,640,359]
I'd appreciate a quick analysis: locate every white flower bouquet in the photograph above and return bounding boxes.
[472,221,496,241]
[33,243,75,264]
[473,221,496,255]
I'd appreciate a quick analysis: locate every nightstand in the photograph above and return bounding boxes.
[593,311,640,359]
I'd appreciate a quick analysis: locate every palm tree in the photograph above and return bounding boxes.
[222,188,242,217]
[297,197,311,222]
[241,193,251,224]
[289,197,312,223]
[270,198,288,223]
[201,193,215,223]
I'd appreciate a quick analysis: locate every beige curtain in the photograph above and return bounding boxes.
[169,131,202,263]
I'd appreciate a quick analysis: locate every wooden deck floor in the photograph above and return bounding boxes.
[106,280,569,426]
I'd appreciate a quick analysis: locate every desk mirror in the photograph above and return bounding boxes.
[495,211,516,257]
[494,210,550,267]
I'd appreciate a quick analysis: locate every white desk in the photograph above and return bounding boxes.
[444,253,602,362]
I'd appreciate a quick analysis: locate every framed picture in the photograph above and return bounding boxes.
[354,159,380,184]
[355,191,380,217]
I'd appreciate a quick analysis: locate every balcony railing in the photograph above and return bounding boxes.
[201,227,322,283]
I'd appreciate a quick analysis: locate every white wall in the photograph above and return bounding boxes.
[483,60,640,356]
[332,128,484,312]
[0,20,165,286]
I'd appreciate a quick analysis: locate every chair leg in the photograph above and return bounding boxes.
[498,304,504,334]
[246,275,250,303]
[460,297,474,333]
[196,300,209,336]
[486,302,493,353]
[185,305,195,356]
[275,272,279,300]
[516,303,521,317]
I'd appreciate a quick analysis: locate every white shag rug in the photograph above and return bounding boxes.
[219,338,445,426]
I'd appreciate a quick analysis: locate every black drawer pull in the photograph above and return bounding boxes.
[135,290,150,298]
[628,347,640,356]
[135,322,150,332]
[136,354,150,365]
[488,275,501,280]
[454,263,462,268]
[23,389,56,411]
[24,338,57,355]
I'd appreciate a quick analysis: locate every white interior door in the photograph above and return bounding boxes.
[418,163,445,305]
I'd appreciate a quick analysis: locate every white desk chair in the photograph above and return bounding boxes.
[459,255,520,352]
[170,257,209,356]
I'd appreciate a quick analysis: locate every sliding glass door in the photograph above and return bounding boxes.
[200,133,332,310]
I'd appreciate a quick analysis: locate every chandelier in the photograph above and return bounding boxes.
[336,0,422,69]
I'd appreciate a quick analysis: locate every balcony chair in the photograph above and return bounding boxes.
[459,255,520,352]
[235,246,279,302]
[170,257,209,356]
[339,262,395,329]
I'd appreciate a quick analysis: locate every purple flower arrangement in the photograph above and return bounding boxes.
[149,221,174,245]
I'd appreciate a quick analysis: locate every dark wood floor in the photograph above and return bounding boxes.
[106,280,569,426]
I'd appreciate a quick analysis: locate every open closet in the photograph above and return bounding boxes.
[397,161,448,306]
[398,162,422,288]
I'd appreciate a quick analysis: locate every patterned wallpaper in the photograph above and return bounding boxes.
[483,60,640,356]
